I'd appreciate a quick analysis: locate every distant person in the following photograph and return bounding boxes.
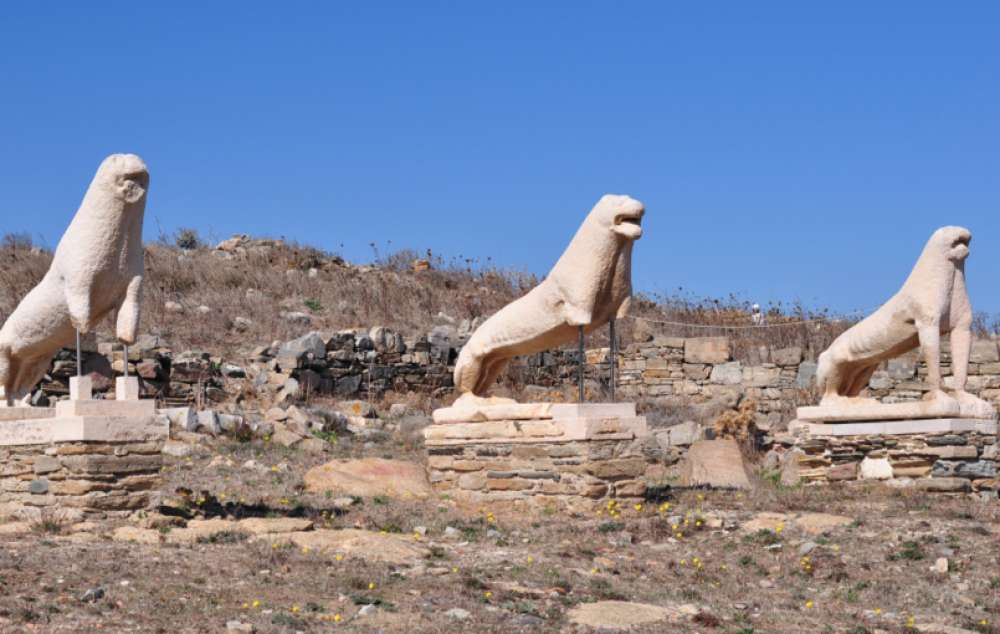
[751,303,766,326]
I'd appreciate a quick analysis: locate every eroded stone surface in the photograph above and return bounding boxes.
[303,458,433,499]
[567,600,697,630]
[679,439,751,490]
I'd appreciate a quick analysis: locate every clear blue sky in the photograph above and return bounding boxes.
[1,2,997,314]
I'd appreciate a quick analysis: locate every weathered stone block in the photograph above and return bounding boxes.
[709,362,742,385]
[60,454,162,475]
[457,472,486,490]
[771,346,802,367]
[914,477,971,492]
[859,457,893,480]
[684,338,729,364]
[826,463,857,481]
[680,439,752,489]
[32,456,61,474]
[486,478,533,491]
[970,340,1000,364]
[613,480,646,497]
[585,458,646,479]
[920,445,978,459]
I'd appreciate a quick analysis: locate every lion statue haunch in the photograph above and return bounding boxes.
[454,194,644,399]
[0,154,149,405]
[816,225,992,416]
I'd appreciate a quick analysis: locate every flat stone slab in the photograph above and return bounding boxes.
[566,600,698,630]
[0,414,168,446]
[423,415,647,446]
[680,439,752,489]
[742,512,854,535]
[0,407,55,421]
[795,418,996,437]
[433,401,635,424]
[797,399,997,422]
[55,398,156,418]
[303,458,433,499]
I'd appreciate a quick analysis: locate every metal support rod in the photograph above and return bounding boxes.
[578,326,585,403]
[75,330,82,377]
[123,344,129,378]
[609,318,616,402]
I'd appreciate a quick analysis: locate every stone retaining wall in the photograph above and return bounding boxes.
[29,329,1000,428]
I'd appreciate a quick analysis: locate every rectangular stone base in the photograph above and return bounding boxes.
[0,402,167,519]
[424,415,648,446]
[55,398,156,420]
[425,402,657,502]
[792,418,997,437]
[797,399,997,423]
[784,418,998,492]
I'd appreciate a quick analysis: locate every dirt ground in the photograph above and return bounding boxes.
[1,436,999,634]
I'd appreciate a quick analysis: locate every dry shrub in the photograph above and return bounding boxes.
[28,508,72,535]
[712,398,758,443]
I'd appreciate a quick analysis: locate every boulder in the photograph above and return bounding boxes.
[276,332,326,369]
[679,439,751,489]
[303,458,433,499]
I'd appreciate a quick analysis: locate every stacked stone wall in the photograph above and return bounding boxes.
[0,440,164,519]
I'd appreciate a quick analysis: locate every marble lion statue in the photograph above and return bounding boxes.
[453,194,644,399]
[816,226,991,415]
[0,154,149,406]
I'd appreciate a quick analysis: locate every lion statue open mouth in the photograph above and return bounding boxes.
[453,194,644,400]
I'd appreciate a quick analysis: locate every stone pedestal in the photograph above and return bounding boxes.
[785,418,998,492]
[0,398,167,519]
[424,402,655,503]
